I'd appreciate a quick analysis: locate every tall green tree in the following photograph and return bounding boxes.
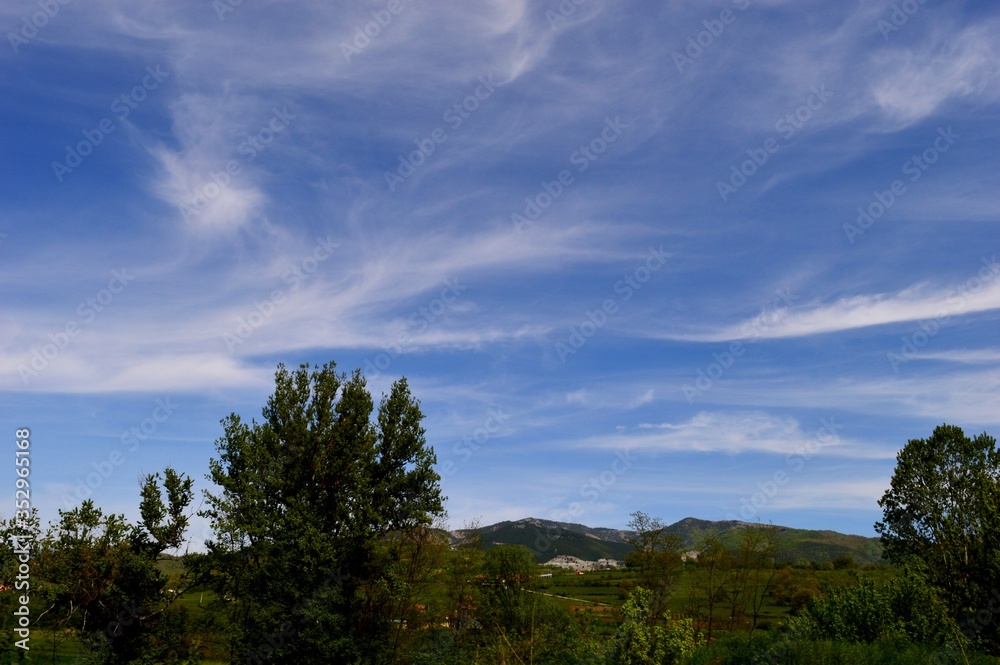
[198,362,444,664]
[688,536,731,641]
[624,512,685,618]
[875,423,1000,651]
[445,520,484,639]
[732,524,781,631]
[476,544,538,641]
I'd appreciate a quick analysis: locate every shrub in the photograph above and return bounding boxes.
[795,569,954,647]
[605,588,703,665]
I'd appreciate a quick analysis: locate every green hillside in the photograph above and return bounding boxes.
[457,516,884,565]
[461,518,633,562]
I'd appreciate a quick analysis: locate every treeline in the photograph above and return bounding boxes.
[1,470,199,663]
[2,362,999,664]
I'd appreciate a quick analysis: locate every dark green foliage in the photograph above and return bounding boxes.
[477,544,539,636]
[10,409,1000,663]
[407,544,603,664]
[442,524,483,639]
[795,570,953,647]
[832,556,856,570]
[685,633,996,665]
[472,545,573,662]
[10,469,195,664]
[0,511,40,663]
[733,524,782,631]
[876,423,1000,652]
[688,536,730,640]
[137,469,194,556]
[198,361,445,664]
[605,587,703,665]
[625,512,685,618]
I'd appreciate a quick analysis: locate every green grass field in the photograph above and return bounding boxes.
[6,557,901,663]
[404,556,899,640]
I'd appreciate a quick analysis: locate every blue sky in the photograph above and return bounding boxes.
[3,0,999,550]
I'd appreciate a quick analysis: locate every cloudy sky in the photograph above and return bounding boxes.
[3,0,999,548]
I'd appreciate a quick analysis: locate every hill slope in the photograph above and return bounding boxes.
[454,517,884,565]
[455,517,634,562]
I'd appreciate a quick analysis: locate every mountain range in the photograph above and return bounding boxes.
[451,517,885,565]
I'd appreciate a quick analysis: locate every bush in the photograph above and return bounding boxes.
[790,589,816,613]
[685,633,992,665]
[794,569,954,647]
[832,556,857,570]
[605,588,703,665]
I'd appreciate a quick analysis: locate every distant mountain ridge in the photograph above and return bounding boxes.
[453,517,884,565]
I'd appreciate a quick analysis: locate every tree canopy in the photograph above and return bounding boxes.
[197,361,445,664]
[876,423,1000,651]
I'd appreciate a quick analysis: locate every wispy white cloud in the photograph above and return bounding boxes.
[2,219,637,393]
[763,478,889,511]
[572,411,889,459]
[667,264,1000,342]
[671,367,1000,429]
[918,349,1000,364]
[565,388,655,410]
[149,143,266,235]
[869,22,1000,129]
